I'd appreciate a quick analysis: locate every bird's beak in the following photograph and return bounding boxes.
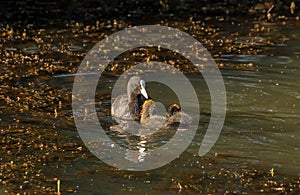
[141,88,148,99]
[140,80,148,99]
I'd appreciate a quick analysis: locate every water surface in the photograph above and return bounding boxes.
[1,15,300,194]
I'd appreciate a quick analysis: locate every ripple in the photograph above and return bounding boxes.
[274,56,293,65]
[234,36,266,46]
[67,45,84,51]
[23,46,40,54]
[220,54,267,63]
[4,47,17,52]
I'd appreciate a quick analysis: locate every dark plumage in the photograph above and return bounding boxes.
[111,76,191,132]
[111,76,149,124]
[140,100,192,129]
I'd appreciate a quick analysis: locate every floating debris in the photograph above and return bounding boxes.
[290,2,296,15]
[54,108,58,118]
[269,168,275,177]
[57,179,61,195]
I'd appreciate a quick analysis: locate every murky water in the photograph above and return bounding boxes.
[1,3,300,193]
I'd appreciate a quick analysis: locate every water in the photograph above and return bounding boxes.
[1,13,300,194]
[218,66,300,177]
[217,31,300,176]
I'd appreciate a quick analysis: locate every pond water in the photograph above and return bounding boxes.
[1,12,300,194]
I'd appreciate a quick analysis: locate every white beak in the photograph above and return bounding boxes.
[140,80,148,99]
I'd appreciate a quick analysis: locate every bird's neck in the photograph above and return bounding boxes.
[140,100,155,125]
[140,108,151,125]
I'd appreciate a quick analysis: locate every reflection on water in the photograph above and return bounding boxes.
[1,16,300,194]
[125,139,147,163]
